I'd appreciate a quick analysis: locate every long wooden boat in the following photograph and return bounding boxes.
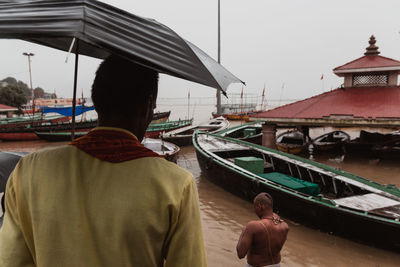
[0,119,98,141]
[34,131,88,142]
[216,121,263,145]
[151,111,171,124]
[312,130,350,152]
[212,110,264,121]
[345,130,400,155]
[161,117,230,146]
[371,139,400,160]
[276,130,309,154]
[193,132,400,251]
[142,138,180,163]
[145,118,193,138]
[0,114,70,129]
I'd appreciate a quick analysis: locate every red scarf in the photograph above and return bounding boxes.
[69,129,159,163]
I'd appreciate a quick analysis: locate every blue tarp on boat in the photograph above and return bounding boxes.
[40,105,95,116]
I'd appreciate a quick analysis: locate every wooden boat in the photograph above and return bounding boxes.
[276,130,309,154]
[35,131,88,142]
[151,111,171,124]
[312,130,350,152]
[216,121,263,145]
[211,103,263,121]
[193,132,400,251]
[0,114,69,129]
[371,139,400,159]
[145,118,193,139]
[142,138,180,163]
[212,110,263,121]
[161,117,230,146]
[345,130,400,155]
[0,119,98,141]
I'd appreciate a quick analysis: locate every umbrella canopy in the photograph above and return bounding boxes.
[0,0,242,93]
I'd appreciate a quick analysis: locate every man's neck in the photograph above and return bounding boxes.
[260,211,274,220]
[98,119,146,141]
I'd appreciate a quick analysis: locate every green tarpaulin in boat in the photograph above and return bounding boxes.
[235,156,264,174]
[258,172,320,196]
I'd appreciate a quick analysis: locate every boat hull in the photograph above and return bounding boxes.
[194,135,400,251]
[151,111,171,124]
[0,132,39,141]
[0,120,98,141]
[35,131,88,142]
[312,131,349,153]
[276,143,306,154]
[161,117,230,146]
[161,135,192,146]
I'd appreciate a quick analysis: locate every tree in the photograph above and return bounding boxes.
[0,85,27,110]
[34,87,45,98]
[1,77,17,85]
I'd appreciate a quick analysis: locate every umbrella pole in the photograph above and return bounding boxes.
[71,39,80,141]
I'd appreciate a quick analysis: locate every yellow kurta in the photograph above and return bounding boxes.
[0,130,206,267]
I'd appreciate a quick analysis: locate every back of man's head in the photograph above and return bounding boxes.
[254,192,273,210]
[91,55,159,117]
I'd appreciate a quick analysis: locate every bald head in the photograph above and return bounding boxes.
[253,192,273,218]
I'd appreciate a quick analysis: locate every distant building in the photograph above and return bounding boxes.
[251,35,400,127]
[250,36,400,147]
[0,104,18,117]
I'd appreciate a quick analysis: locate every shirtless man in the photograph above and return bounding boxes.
[237,192,289,267]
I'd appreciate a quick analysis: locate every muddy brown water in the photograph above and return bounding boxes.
[1,136,399,266]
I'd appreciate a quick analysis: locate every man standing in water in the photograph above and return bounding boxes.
[0,55,207,266]
[237,192,289,267]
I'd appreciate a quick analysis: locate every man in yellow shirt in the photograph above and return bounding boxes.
[0,56,207,266]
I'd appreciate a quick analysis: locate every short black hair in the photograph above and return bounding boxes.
[254,192,273,208]
[91,55,159,116]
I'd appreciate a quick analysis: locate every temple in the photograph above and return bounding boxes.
[250,36,400,148]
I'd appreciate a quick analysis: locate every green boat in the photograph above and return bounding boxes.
[216,121,263,145]
[193,131,400,251]
[145,118,193,138]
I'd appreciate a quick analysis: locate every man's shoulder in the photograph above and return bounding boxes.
[139,157,192,176]
[246,220,263,231]
[21,145,74,163]
[137,157,193,181]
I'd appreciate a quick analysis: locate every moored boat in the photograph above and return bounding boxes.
[312,130,350,152]
[145,118,193,138]
[371,139,400,159]
[0,114,70,129]
[276,130,309,154]
[0,119,98,141]
[150,111,171,124]
[345,130,400,155]
[35,131,88,142]
[142,138,180,163]
[212,110,264,121]
[161,117,230,146]
[216,121,263,145]
[193,132,400,251]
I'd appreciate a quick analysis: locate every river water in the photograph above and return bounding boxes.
[1,106,400,266]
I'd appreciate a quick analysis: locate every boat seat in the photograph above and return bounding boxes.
[334,193,400,212]
[258,172,320,196]
[263,162,274,172]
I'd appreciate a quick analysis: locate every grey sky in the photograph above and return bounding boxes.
[0,0,399,101]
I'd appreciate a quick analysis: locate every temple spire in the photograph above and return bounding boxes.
[364,35,380,56]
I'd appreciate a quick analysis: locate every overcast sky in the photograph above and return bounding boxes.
[0,0,399,101]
